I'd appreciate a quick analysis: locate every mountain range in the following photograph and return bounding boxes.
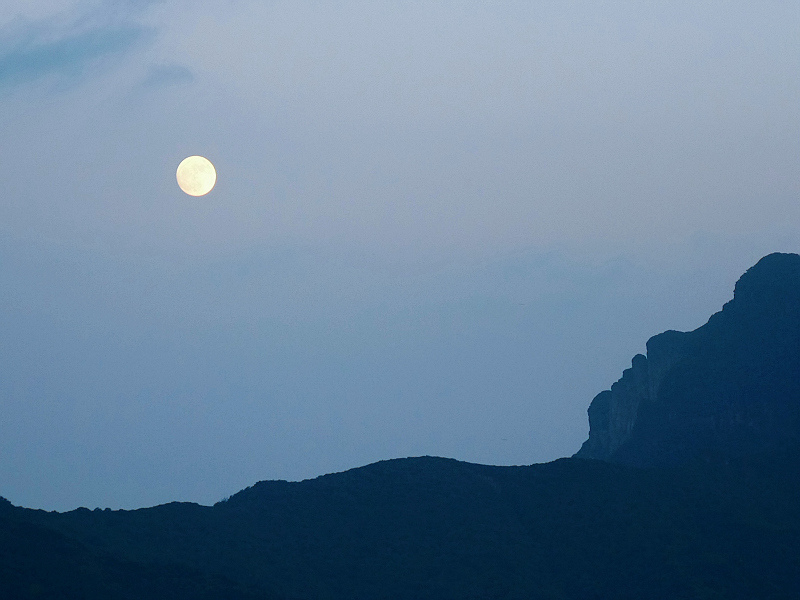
[2,252,800,599]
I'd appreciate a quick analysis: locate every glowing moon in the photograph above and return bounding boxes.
[176,156,216,196]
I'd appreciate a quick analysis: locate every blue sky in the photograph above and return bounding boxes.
[1,1,798,511]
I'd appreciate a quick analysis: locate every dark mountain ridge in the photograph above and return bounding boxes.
[5,450,800,599]
[3,252,800,599]
[575,252,800,465]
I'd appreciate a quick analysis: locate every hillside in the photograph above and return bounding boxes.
[5,450,800,599]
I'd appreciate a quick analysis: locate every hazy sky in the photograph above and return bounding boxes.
[1,1,798,511]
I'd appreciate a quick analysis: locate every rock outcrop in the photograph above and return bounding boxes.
[575,252,800,466]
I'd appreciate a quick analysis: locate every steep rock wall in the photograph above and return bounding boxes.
[575,253,800,466]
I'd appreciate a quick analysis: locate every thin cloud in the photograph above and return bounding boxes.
[0,27,145,88]
[0,4,155,90]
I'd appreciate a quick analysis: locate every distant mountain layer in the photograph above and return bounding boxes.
[3,252,800,599]
[575,252,800,466]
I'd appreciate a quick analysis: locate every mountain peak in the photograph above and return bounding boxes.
[575,252,800,466]
[732,252,800,310]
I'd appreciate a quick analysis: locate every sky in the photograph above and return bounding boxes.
[0,1,798,511]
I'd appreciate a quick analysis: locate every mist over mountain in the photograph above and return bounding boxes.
[2,253,800,599]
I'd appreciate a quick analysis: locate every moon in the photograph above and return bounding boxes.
[176,156,216,196]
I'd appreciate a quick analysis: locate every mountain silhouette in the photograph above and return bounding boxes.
[2,253,800,599]
[575,252,800,465]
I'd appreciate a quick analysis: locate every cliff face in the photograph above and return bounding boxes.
[575,252,800,466]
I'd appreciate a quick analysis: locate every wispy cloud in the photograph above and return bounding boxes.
[0,4,153,90]
[0,27,145,88]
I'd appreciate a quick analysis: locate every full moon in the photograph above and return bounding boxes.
[176,156,216,196]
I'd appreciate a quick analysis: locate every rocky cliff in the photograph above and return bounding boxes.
[575,252,800,466]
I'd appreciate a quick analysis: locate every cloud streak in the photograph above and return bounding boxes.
[0,27,145,88]
[0,3,155,90]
